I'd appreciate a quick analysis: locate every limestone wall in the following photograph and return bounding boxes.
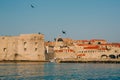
[54,52,76,59]
[0,34,45,61]
[0,36,18,60]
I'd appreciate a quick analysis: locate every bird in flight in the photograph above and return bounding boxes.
[30,4,35,8]
[62,30,66,35]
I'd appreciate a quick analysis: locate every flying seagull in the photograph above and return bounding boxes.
[31,4,35,8]
[62,30,66,35]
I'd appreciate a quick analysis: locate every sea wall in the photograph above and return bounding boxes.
[0,33,46,61]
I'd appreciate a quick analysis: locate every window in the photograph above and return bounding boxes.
[2,37,5,39]
[3,48,7,52]
[35,48,37,51]
[35,42,38,45]
[24,48,27,51]
[88,42,91,44]
[115,50,118,53]
[98,42,101,44]
[24,42,27,46]
[34,36,36,39]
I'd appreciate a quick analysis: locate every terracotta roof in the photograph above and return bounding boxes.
[77,54,85,56]
[84,46,99,49]
[99,48,106,50]
[76,44,97,47]
[75,40,89,42]
[90,39,106,42]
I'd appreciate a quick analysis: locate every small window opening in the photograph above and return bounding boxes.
[98,42,101,44]
[3,48,7,52]
[35,48,37,51]
[34,36,36,39]
[35,42,38,45]
[24,48,27,51]
[24,42,27,45]
[2,37,5,39]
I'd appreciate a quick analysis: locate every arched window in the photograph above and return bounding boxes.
[101,55,108,59]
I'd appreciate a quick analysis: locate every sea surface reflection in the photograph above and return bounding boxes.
[0,62,120,80]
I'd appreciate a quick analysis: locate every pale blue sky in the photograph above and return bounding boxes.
[0,0,120,42]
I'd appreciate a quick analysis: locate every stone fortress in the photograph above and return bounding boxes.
[0,33,45,61]
[0,33,120,62]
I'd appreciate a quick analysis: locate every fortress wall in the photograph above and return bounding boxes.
[0,36,9,60]
[0,34,45,61]
[55,52,76,59]
[17,34,45,61]
[0,36,18,60]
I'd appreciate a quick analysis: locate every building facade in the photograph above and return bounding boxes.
[53,37,120,60]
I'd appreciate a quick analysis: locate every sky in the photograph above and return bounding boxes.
[0,0,120,42]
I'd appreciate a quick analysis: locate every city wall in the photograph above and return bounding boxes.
[0,33,45,61]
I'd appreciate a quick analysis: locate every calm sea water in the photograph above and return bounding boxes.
[0,62,120,80]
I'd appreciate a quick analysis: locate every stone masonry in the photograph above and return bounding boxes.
[0,33,45,61]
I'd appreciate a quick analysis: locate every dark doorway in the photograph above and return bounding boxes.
[109,55,116,59]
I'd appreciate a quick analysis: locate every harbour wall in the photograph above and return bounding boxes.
[0,33,46,61]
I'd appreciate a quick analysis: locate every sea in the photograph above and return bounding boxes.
[0,62,120,80]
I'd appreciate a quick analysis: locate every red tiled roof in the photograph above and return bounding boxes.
[75,40,89,42]
[77,54,86,56]
[90,39,106,42]
[76,44,97,47]
[99,48,107,50]
[84,46,99,49]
